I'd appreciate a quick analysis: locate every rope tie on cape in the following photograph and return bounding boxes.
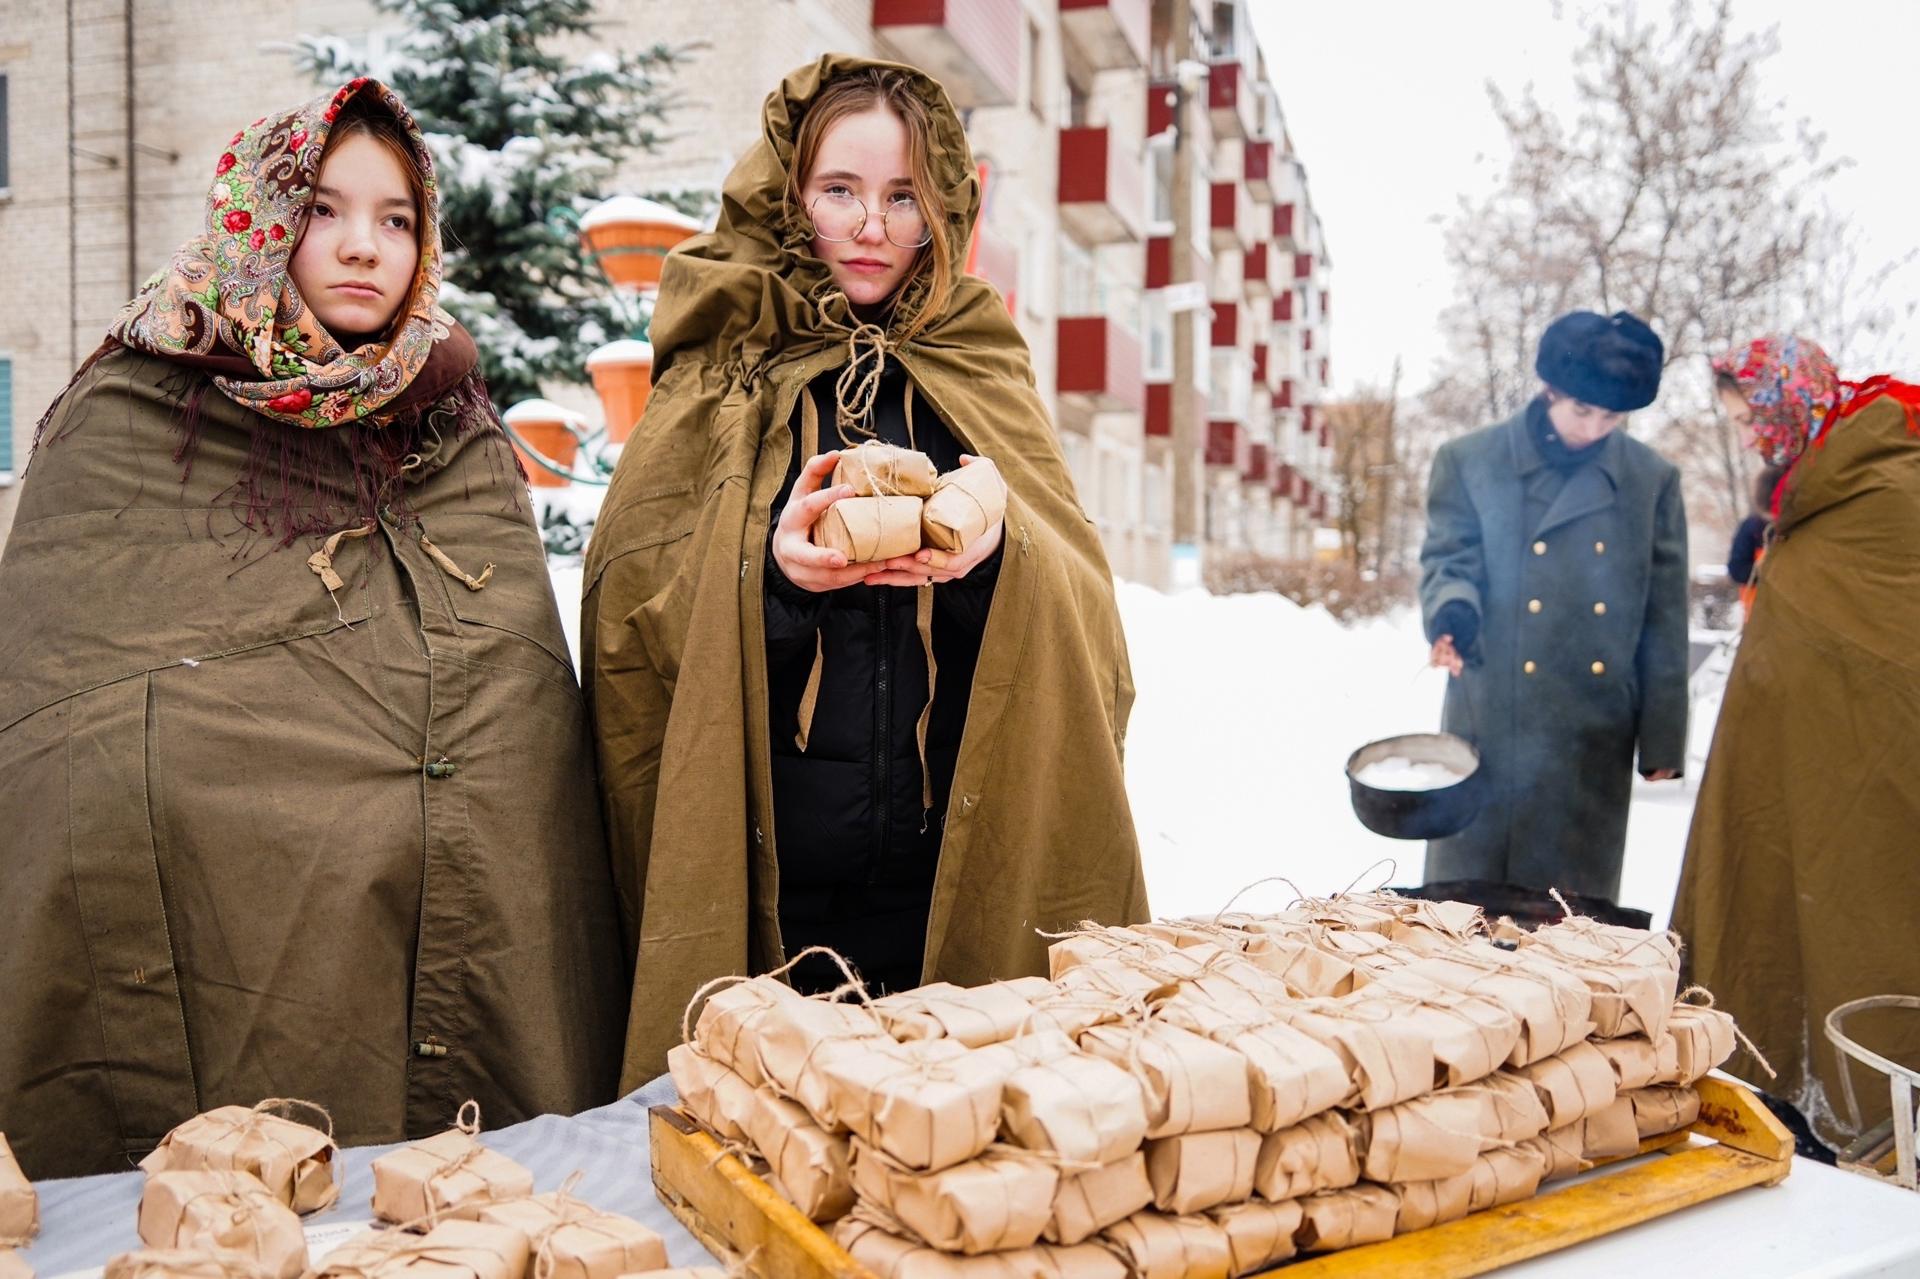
[307,521,493,615]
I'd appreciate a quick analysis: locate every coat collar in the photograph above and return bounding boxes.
[1504,401,1627,538]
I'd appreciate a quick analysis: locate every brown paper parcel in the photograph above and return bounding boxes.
[999,1050,1149,1166]
[137,1171,307,1279]
[872,982,1041,1049]
[1519,923,1679,1040]
[1252,1112,1361,1201]
[1077,1021,1250,1139]
[665,1044,758,1143]
[1664,1004,1738,1084]
[1522,1127,1590,1182]
[1096,1212,1232,1279]
[1357,976,1522,1088]
[1294,1185,1401,1254]
[1465,1146,1549,1213]
[138,1105,340,1215]
[851,1140,1057,1255]
[0,1250,30,1279]
[371,1130,535,1230]
[832,1211,1127,1278]
[921,464,1009,555]
[742,994,892,1131]
[1514,1042,1619,1128]
[104,1250,279,1279]
[1389,1170,1475,1234]
[316,1220,530,1279]
[833,443,938,498]
[1591,1035,1665,1092]
[0,1134,36,1247]
[473,1193,668,1279]
[1143,1128,1259,1216]
[1626,1085,1701,1139]
[816,1037,1002,1172]
[1361,1091,1497,1184]
[690,976,803,1087]
[1577,1096,1641,1161]
[1268,1003,1437,1111]
[1396,946,1596,1065]
[816,495,924,563]
[1045,1154,1153,1247]
[1209,1199,1302,1275]
[1479,1071,1551,1143]
[742,1089,853,1221]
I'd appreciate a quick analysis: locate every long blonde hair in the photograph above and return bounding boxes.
[786,67,955,342]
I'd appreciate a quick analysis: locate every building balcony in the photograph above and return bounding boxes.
[1302,325,1314,353]
[1243,139,1274,203]
[1146,236,1172,289]
[1057,316,1145,414]
[1301,403,1316,435]
[1243,241,1274,299]
[1273,460,1294,499]
[1145,381,1206,440]
[1059,127,1144,245]
[1294,250,1314,280]
[1061,0,1149,72]
[1276,377,1294,409]
[1251,341,1268,388]
[874,0,1021,108]
[1210,180,1255,254]
[1206,418,1249,470]
[1208,59,1258,141]
[1273,202,1297,249]
[1245,441,1272,485]
[1273,290,1294,324]
[1210,298,1244,349]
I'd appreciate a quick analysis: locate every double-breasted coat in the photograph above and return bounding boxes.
[1418,405,1690,900]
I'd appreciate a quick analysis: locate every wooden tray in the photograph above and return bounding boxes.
[649,1075,1792,1278]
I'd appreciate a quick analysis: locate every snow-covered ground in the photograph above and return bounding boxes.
[549,541,1707,928]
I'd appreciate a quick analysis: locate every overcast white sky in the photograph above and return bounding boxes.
[1251,0,1920,399]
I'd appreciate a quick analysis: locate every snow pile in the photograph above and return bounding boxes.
[1352,756,1468,791]
[580,194,702,232]
[586,339,654,369]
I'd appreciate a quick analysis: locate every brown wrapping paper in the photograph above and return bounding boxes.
[920,464,1009,555]
[473,1194,668,1279]
[1150,998,1350,1136]
[1389,1170,1476,1234]
[1626,1085,1701,1139]
[1591,1035,1664,1092]
[743,1090,854,1222]
[1383,899,1487,950]
[691,977,799,1087]
[1252,1112,1361,1201]
[0,1251,29,1279]
[104,1251,278,1279]
[370,1130,535,1230]
[1395,946,1596,1065]
[1294,1185,1401,1253]
[1143,1129,1259,1216]
[833,1211,1128,1278]
[315,1220,530,1279]
[1578,1096,1641,1161]
[1361,1091,1495,1183]
[1356,976,1522,1088]
[833,442,938,498]
[1077,1021,1251,1139]
[850,1141,1058,1255]
[817,1037,1003,1172]
[1236,934,1362,998]
[1522,1126,1591,1182]
[740,994,892,1131]
[665,1043,759,1143]
[1464,1146,1549,1213]
[1209,1199,1302,1274]
[137,1172,307,1279]
[1479,1072,1551,1143]
[1044,1155,1153,1247]
[1268,1003,1437,1111]
[1000,1047,1149,1167]
[873,982,1042,1049]
[816,495,925,563]
[1664,1004,1738,1085]
[1096,1212,1232,1279]
[0,1135,36,1247]
[1513,1042,1619,1128]
[1045,929,1226,987]
[139,1104,340,1215]
[1519,923,1679,1040]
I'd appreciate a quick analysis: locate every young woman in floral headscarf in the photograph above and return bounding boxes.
[0,80,625,1176]
[1672,335,1920,1150]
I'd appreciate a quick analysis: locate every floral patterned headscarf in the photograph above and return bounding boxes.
[1709,335,1841,465]
[110,78,451,430]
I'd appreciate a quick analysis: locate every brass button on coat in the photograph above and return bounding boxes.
[1594,601,1607,616]
[1592,661,1607,675]
[1594,540,1607,554]
[1533,540,1547,555]
[1528,599,1543,614]
[1524,660,1538,675]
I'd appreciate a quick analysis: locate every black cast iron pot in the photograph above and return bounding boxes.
[1345,732,1487,841]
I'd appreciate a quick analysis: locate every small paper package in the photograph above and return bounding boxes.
[1360,1091,1496,1183]
[1519,922,1679,1040]
[139,1103,340,1214]
[1390,1171,1475,1234]
[1356,975,1522,1088]
[1463,1146,1549,1213]
[850,1140,1057,1255]
[1590,1035,1667,1092]
[1479,1071,1551,1144]
[1382,899,1487,952]
[1395,945,1595,1065]
[817,1036,1003,1172]
[1209,1199,1302,1275]
[0,1134,36,1246]
[1294,1186,1400,1254]
[315,1220,530,1279]
[1663,1003,1738,1085]
[1046,1154,1154,1247]
[0,1251,29,1279]
[1252,1112,1361,1201]
[833,443,938,498]
[1143,1129,1259,1216]
[473,1193,669,1279]
[1150,1001,1350,1136]
[370,1115,536,1230]
[1626,1086,1701,1139]
[104,1250,277,1279]
[1267,1002,1436,1111]
[739,993,893,1131]
[872,982,1042,1049]
[921,464,1009,555]
[1521,1126,1590,1182]
[1234,933,1363,998]
[690,977,801,1087]
[817,496,925,563]
[741,1090,854,1222]
[665,1044,758,1144]
[1577,1096,1641,1161]
[1097,1212,1232,1279]
[1513,1042,1619,1128]
[1077,1021,1251,1139]
[833,1210,1127,1278]
[137,1171,307,1279]
[1000,1047,1149,1166]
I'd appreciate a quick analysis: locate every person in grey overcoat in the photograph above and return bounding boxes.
[1418,311,1690,902]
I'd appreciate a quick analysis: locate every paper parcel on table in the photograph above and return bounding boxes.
[849,1141,1056,1256]
[315,1220,530,1279]
[473,1193,669,1279]
[137,1171,307,1279]
[370,1129,535,1229]
[139,1105,340,1215]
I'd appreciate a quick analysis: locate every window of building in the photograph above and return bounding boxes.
[1143,291,1173,382]
[1146,134,1175,232]
[0,356,14,483]
[0,72,11,196]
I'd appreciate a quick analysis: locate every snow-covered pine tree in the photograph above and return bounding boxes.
[300,1,683,405]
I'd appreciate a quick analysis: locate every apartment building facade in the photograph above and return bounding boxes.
[0,0,1333,582]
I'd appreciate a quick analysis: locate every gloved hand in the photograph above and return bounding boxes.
[1428,600,1482,667]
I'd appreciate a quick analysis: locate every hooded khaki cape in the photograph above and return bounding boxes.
[1672,396,1920,1144]
[0,347,626,1178]
[582,55,1148,1087]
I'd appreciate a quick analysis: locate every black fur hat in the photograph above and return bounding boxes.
[1535,311,1664,412]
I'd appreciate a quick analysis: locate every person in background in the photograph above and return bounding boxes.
[1419,310,1689,905]
[1673,335,1920,1150]
[1727,462,1785,621]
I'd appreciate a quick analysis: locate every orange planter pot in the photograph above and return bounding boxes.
[587,340,655,444]
[502,400,587,487]
[580,197,701,292]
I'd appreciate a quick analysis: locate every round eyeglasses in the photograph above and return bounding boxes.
[808,191,932,249]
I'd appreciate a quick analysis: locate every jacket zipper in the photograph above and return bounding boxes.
[870,584,892,884]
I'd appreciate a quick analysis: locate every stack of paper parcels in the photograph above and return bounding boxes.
[812,443,1009,563]
[138,1106,340,1215]
[670,893,1740,1274]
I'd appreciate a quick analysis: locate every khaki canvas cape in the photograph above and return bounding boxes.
[581,54,1148,1087]
[1672,397,1920,1145]
[0,342,626,1177]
